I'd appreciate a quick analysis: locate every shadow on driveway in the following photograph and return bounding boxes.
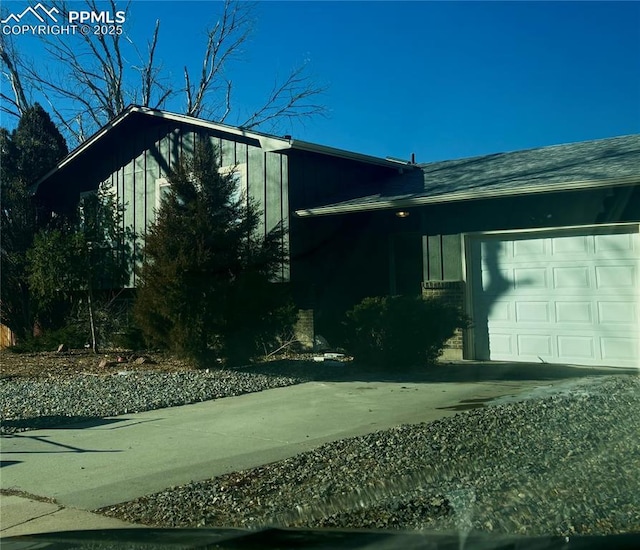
[1,416,133,434]
[237,359,638,384]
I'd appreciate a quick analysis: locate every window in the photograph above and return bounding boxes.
[155,164,246,220]
[155,177,172,218]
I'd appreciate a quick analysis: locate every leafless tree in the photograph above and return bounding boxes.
[0,0,326,144]
[0,32,29,118]
[240,62,327,131]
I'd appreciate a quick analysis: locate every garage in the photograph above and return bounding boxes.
[469,225,640,368]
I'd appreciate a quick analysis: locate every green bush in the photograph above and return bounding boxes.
[10,322,88,353]
[343,295,469,367]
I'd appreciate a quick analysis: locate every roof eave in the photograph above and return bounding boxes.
[31,105,138,193]
[285,139,413,170]
[33,106,410,192]
[295,175,640,218]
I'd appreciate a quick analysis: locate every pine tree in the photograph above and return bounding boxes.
[12,104,69,187]
[0,104,68,340]
[134,138,293,364]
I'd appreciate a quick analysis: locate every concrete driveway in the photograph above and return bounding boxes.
[1,366,620,512]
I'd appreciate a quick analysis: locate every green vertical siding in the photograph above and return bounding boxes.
[421,233,463,282]
[391,233,423,295]
[220,136,235,167]
[427,235,443,280]
[102,122,290,287]
[442,234,462,280]
[169,128,181,169]
[265,152,283,235]
[281,154,290,281]
[247,146,265,237]
[122,153,135,249]
[144,134,160,237]
[133,135,147,256]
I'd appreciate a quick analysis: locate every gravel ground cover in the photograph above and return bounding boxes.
[0,351,311,434]
[97,375,640,537]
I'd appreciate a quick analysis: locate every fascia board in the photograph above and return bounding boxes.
[295,175,640,217]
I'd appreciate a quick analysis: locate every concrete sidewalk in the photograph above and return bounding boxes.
[1,494,139,537]
[0,376,601,537]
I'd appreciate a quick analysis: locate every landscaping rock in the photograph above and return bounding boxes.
[97,375,640,538]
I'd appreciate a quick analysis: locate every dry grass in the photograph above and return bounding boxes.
[0,350,196,378]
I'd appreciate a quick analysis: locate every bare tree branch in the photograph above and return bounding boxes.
[3,0,327,143]
[183,0,253,118]
[126,19,173,109]
[240,62,328,130]
[0,32,29,118]
[0,93,22,119]
[219,80,233,124]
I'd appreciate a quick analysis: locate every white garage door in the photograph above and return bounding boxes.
[470,226,640,368]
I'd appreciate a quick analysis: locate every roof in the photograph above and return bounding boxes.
[295,134,640,217]
[34,105,409,191]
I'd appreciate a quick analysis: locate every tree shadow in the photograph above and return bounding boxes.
[1,415,129,433]
[2,432,124,454]
[238,359,637,384]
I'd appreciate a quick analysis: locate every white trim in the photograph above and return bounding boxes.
[460,232,475,360]
[463,221,639,240]
[155,177,171,217]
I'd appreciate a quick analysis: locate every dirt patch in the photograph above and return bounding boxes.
[0,488,59,504]
[0,350,196,378]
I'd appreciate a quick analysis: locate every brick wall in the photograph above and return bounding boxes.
[294,309,315,350]
[421,280,465,360]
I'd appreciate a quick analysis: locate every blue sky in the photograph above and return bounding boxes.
[2,1,639,162]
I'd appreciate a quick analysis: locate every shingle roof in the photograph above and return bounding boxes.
[295,134,640,217]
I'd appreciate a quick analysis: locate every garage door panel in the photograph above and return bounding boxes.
[514,239,546,257]
[472,226,640,368]
[481,268,512,291]
[594,233,636,254]
[514,267,547,289]
[555,302,593,323]
[553,266,592,289]
[489,334,514,355]
[595,265,637,289]
[551,235,590,255]
[517,334,553,356]
[597,302,637,324]
[481,240,513,258]
[515,301,550,322]
[487,301,511,321]
[601,337,639,361]
[557,336,595,359]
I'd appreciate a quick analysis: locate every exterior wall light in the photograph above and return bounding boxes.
[395,211,410,218]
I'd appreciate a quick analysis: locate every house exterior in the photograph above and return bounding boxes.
[296,135,640,368]
[33,105,416,346]
[35,108,639,368]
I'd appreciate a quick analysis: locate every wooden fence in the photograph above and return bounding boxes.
[0,324,15,349]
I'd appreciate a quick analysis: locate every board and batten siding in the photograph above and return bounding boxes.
[100,122,289,286]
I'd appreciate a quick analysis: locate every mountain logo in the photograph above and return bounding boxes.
[1,3,60,24]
